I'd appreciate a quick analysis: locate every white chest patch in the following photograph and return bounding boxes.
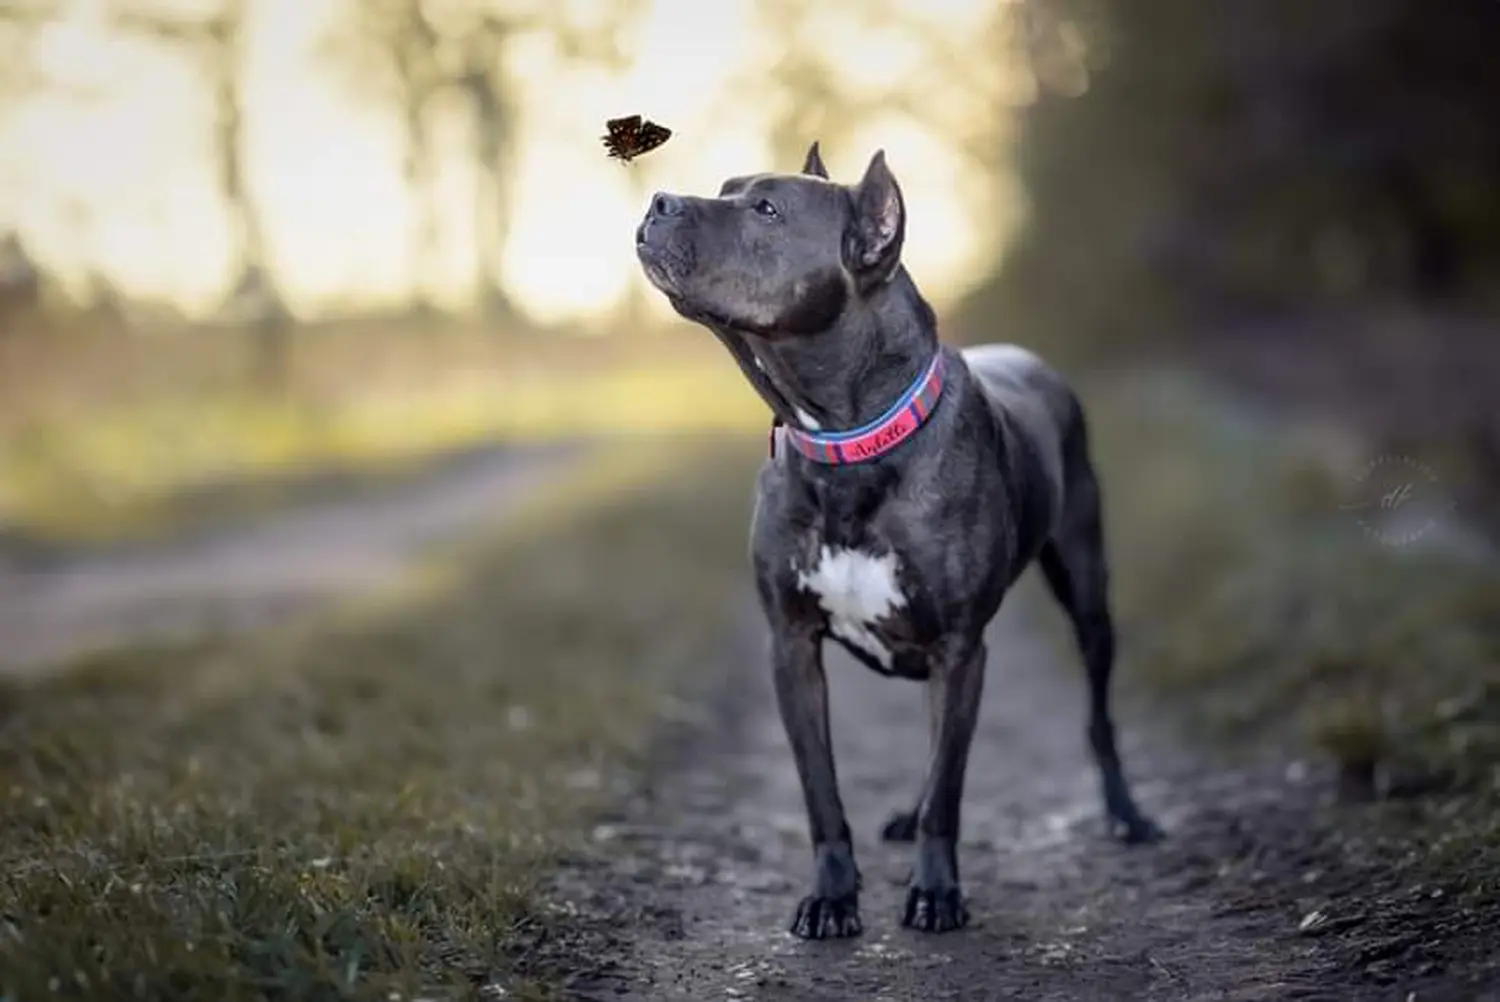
[793,406,822,431]
[795,546,907,667]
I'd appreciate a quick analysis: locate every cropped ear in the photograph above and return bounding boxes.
[845,149,905,288]
[801,141,829,179]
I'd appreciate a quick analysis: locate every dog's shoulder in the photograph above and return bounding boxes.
[959,343,1075,430]
[958,342,1076,496]
[960,342,1057,396]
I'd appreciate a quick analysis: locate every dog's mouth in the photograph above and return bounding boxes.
[636,249,677,296]
[635,225,689,295]
[636,220,747,332]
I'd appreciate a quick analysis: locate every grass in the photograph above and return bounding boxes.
[1083,370,1500,796]
[0,319,766,548]
[0,435,765,1001]
[1059,368,1500,934]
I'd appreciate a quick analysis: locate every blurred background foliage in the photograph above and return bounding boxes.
[963,0,1500,535]
[968,0,1500,348]
[1,0,1498,541]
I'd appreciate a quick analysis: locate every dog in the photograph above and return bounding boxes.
[635,142,1162,940]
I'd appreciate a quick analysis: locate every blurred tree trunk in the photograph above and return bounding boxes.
[324,1,646,328]
[456,52,515,324]
[321,0,443,319]
[1,1,62,338]
[400,93,440,318]
[0,232,41,337]
[113,0,292,390]
[449,4,645,328]
[738,0,1013,175]
[396,0,440,318]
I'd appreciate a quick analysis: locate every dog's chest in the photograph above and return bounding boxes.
[792,543,923,674]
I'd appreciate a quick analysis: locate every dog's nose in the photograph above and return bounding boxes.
[650,191,684,217]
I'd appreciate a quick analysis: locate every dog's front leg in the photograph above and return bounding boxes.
[772,628,863,940]
[902,639,985,933]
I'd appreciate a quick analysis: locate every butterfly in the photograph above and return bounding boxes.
[601,114,672,164]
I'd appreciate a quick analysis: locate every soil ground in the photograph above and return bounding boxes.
[550,582,1499,1002]
[0,443,575,672]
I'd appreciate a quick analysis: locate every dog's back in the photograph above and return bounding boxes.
[961,343,1079,505]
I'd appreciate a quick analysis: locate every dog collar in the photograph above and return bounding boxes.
[771,351,946,464]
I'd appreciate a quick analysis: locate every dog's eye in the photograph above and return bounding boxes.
[752,199,780,218]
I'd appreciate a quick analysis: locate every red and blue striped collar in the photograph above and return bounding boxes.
[771,351,947,465]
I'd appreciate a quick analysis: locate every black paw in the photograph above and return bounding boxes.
[901,886,969,933]
[1108,811,1165,845]
[879,810,918,843]
[790,894,862,940]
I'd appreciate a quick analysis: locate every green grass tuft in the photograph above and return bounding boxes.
[1086,372,1500,792]
[0,436,764,1001]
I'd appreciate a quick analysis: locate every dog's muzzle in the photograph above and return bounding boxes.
[636,191,692,290]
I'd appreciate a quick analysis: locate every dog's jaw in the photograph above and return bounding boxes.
[634,242,680,296]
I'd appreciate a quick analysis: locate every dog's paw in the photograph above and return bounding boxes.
[789,893,863,940]
[879,810,918,843]
[1108,811,1165,845]
[900,886,969,934]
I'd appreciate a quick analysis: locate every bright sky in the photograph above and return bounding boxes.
[0,0,1022,324]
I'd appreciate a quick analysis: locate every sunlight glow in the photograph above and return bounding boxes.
[0,0,1020,323]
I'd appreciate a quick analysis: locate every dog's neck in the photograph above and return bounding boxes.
[712,268,939,433]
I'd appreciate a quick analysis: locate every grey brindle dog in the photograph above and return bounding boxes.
[635,142,1162,940]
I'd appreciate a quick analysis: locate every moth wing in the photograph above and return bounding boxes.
[604,114,642,135]
[636,121,672,154]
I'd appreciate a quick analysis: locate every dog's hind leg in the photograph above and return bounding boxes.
[772,629,864,940]
[879,805,920,842]
[878,682,940,844]
[1039,437,1163,844]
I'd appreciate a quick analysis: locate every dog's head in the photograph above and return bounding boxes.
[634,143,906,338]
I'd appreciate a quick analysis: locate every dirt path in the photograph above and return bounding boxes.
[556,578,1496,1001]
[0,443,577,674]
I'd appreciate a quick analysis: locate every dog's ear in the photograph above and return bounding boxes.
[801,141,829,179]
[846,149,905,288]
